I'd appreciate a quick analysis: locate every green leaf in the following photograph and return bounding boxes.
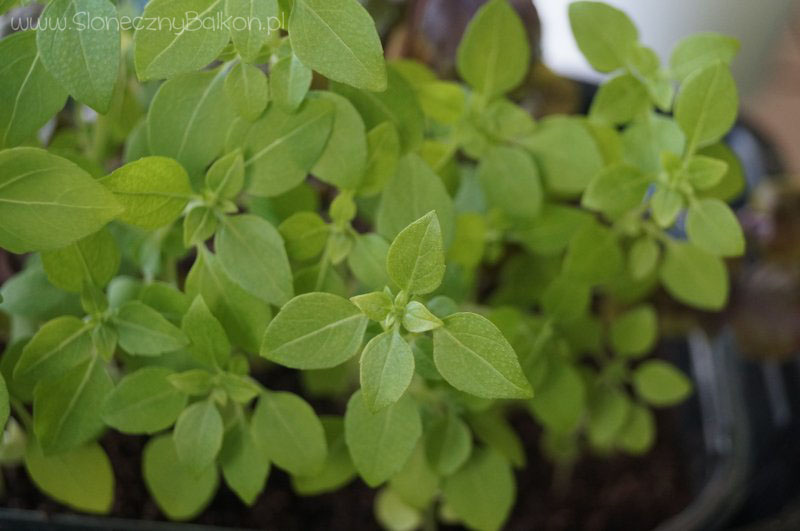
[541,275,590,321]
[225,62,270,122]
[270,52,313,112]
[442,448,515,531]
[629,236,660,280]
[675,63,738,153]
[350,291,393,322]
[252,391,327,476]
[113,301,190,356]
[660,241,728,310]
[670,33,740,81]
[375,488,422,531]
[143,434,218,521]
[134,0,230,81]
[622,114,685,174]
[478,146,542,220]
[0,31,68,149]
[182,296,231,368]
[289,0,387,91]
[37,0,120,113]
[587,385,630,448]
[168,370,214,396]
[589,74,650,125]
[633,360,692,406]
[426,412,472,476]
[226,0,279,63]
[332,67,424,153]
[511,204,591,257]
[278,211,329,261]
[348,233,391,290]
[685,155,728,190]
[610,305,657,357]
[262,292,368,369]
[360,329,415,412]
[14,316,91,393]
[686,198,744,257]
[456,0,530,99]
[309,91,367,190]
[402,301,444,333]
[569,1,638,72]
[563,221,624,283]
[25,441,113,514]
[617,404,655,454]
[292,416,357,495]
[469,411,525,468]
[582,164,649,219]
[377,155,455,245]
[219,417,270,505]
[359,122,401,197]
[237,99,334,197]
[344,390,421,487]
[102,366,188,435]
[0,148,122,253]
[389,441,439,509]
[216,214,294,306]
[183,206,218,247]
[206,150,245,200]
[522,117,604,197]
[41,229,120,292]
[34,356,113,455]
[147,70,234,177]
[696,143,745,201]
[433,312,532,399]
[529,359,586,434]
[174,399,224,473]
[651,185,684,228]
[386,211,446,296]
[101,156,192,229]
[186,248,272,353]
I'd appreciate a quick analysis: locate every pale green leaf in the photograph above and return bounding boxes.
[686,198,744,257]
[113,301,190,356]
[182,295,231,368]
[633,360,692,406]
[563,221,624,283]
[348,233,391,290]
[402,301,443,333]
[589,74,649,125]
[309,91,367,190]
[225,62,270,122]
[529,359,585,434]
[569,1,638,72]
[226,0,279,63]
[219,417,270,505]
[41,229,120,292]
[582,164,649,219]
[174,399,224,473]
[360,329,415,412]
[478,146,542,220]
[660,241,728,310]
[425,412,472,476]
[278,211,329,261]
[270,52,313,112]
[610,305,657,357]
[675,63,738,153]
[387,211,446,296]
[292,416,357,495]
[102,366,188,434]
[670,33,740,81]
[359,122,401,197]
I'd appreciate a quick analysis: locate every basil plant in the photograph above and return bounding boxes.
[0,0,744,529]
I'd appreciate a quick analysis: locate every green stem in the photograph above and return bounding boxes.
[11,400,33,432]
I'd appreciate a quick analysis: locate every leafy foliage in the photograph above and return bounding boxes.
[0,1,744,529]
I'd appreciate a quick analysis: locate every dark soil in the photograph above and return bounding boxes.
[0,376,691,531]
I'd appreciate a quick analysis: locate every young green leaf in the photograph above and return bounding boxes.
[216,214,294,306]
[425,412,472,476]
[582,164,650,219]
[143,435,219,521]
[685,155,728,190]
[102,367,188,435]
[271,52,313,112]
[262,292,368,369]
[0,31,68,150]
[675,63,738,153]
[206,150,245,200]
[360,329,415,412]
[183,207,218,247]
[14,316,91,393]
[239,99,335,197]
[589,74,650,125]
[0,148,122,253]
[478,146,542,220]
[359,122,401,197]
[292,416,357,495]
[386,211,446,296]
[402,301,444,333]
[37,0,120,113]
[587,385,630,448]
[226,0,279,63]
[348,233,392,290]
[278,212,329,261]
[41,229,120,293]
[134,0,230,81]
[226,63,270,122]
[617,404,655,455]
[174,399,224,473]
[34,356,114,455]
[563,221,624,284]
[101,157,192,230]
[252,391,327,477]
[670,33,740,82]
[289,0,387,91]
[528,359,586,434]
[442,448,515,531]
[610,305,657,357]
[350,291,393,322]
[651,185,684,228]
[686,198,745,257]
[633,360,692,406]
[456,0,530,99]
[569,1,638,72]
[433,312,532,399]
[147,70,234,177]
[660,241,728,310]
[309,92,368,190]
[344,391,422,487]
[25,441,114,514]
[186,248,272,353]
[113,301,190,356]
[219,417,271,505]
[182,296,231,368]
